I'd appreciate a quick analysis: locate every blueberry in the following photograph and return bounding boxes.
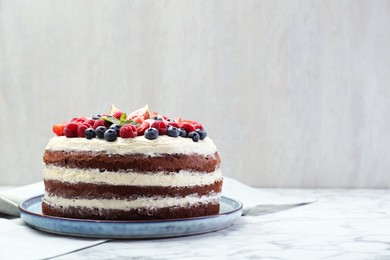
[104,129,118,142]
[179,128,187,137]
[92,114,101,120]
[196,129,207,140]
[110,123,121,134]
[84,128,96,139]
[188,131,200,142]
[167,118,174,122]
[144,128,159,140]
[95,126,107,139]
[153,116,163,121]
[167,126,180,137]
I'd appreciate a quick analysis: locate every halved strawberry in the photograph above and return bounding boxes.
[136,121,150,136]
[181,122,196,133]
[151,121,167,135]
[52,124,65,136]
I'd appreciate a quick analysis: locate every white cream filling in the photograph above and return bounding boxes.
[45,136,218,156]
[43,193,221,210]
[43,166,222,187]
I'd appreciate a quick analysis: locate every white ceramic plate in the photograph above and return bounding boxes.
[19,195,243,239]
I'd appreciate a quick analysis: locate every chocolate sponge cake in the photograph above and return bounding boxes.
[42,105,223,220]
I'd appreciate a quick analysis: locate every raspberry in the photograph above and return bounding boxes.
[52,124,65,136]
[77,123,90,137]
[181,122,196,133]
[93,119,108,130]
[119,124,137,138]
[64,122,79,138]
[136,121,150,136]
[151,120,167,135]
[112,111,123,120]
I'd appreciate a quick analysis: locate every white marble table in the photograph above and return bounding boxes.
[2,188,390,259]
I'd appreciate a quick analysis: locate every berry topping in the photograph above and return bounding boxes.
[84,128,96,139]
[109,124,121,134]
[52,124,65,136]
[104,129,118,142]
[64,123,79,138]
[167,126,180,137]
[151,121,167,135]
[119,124,137,138]
[95,126,107,139]
[136,121,150,136]
[181,122,196,133]
[77,123,90,138]
[145,128,159,140]
[196,129,207,140]
[179,128,187,137]
[188,131,200,142]
[52,105,208,142]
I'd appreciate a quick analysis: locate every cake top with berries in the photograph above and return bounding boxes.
[51,105,209,144]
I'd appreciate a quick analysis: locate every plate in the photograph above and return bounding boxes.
[19,195,243,239]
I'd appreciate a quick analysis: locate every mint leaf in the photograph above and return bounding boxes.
[102,114,140,127]
[101,116,121,125]
[122,120,139,126]
[120,113,127,124]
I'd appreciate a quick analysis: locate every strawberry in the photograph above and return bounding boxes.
[52,124,65,136]
[120,124,137,138]
[181,122,196,133]
[151,120,167,135]
[77,123,90,137]
[64,122,79,138]
[136,121,150,136]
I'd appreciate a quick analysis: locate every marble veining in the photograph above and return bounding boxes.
[51,189,390,260]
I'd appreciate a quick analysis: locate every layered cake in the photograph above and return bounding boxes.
[42,105,222,220]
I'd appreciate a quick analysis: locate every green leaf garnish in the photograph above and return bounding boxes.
[119,113,127,123]
[101,116,121,125]
[101,114,140,127]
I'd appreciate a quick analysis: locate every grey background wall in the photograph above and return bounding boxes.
[1,1,390,187]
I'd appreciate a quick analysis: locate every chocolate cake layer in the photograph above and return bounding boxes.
[44,179,223,199]
[42,201,220,220]
[43,151,221,173]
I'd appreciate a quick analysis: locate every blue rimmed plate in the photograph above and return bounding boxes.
[19,195,243,239]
